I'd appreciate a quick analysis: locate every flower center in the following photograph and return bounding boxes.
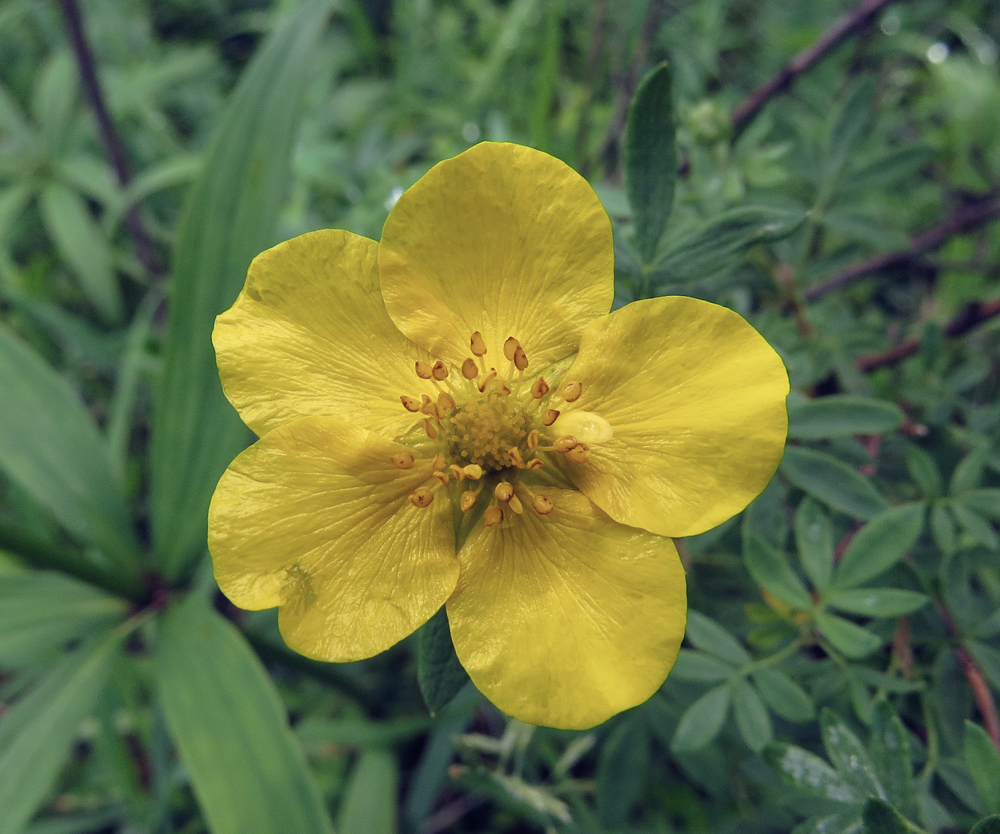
[446,389,529,471]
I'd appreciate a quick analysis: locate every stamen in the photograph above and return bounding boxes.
[422,418,438,440]
[432,360,449,381]
[432,454,446,471]
[526,458,544,470]
[462,358,479,379]
[508,448,525,468]
[409,487,435,508]
[420,394,438,416]
[390,452,415,469]
[503,337,520,361]
[463,464,484,479]
[494,482,514,502]
[566,443,591,464]
[527,430,539,450]
[438,392,456,412]
[450,464,466,481]
[541,409,560,426]
[553,435,578,453]
[513,345,528,372]
[401,395,420,412]
[460,490,477,512]
[471,331,487,357]
[415,360,433,379]
[562,381,583,402]
[509,494,523,514]
[484,505,504,527]
[532,494,554,515]
[478,368,498,393]
[498,380,512,396]
[432,471,450,485]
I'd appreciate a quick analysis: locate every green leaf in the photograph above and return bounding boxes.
[733,679,773,752]
[906,444,943,500]
[597,718,650,828]
[155,595,334,834]
[671,649,737,683]
[931,502,957,555]
[649,207,804,285]
[624,63,676,264]
[417,607,471,716]
[0,183,31,242]
[870,701,913,811]
[795,497,835,590]
[685,610,751,667]
[0,323,138,568]
[951,449,987,495]
[821,709,885,799]
[0,633,119,834]
[38,183,122,323]
[967,642,1000,692]
[0,571,126,664]
[828,77,876,179]
[970,816,1000,834]
[744,535,813,609]
[965,721,1000,814]
[782,447,890,521]
[787,397,903,440]
[151,0,334,579]
[671,685,731,752]
[861,798,908,834]
[951,501,999,550]
[836,145,935,196]
[816,611,883,659]
[336,749,399,834]
[834,504,924,589]
[825,588,928,618]
[963,490,1000,520]
[752,668,815,722]
[764,743,862,804]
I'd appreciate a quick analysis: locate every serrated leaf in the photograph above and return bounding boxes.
[816,611,883,658]
[861,798,908,834]
[336,749,399,834]
[764,743,862,804]
[834,504,924,589]
[685,610,751,667]
[670,649,737,683]
[0,633,119,834]
[597,718,650,828]
[825,588,928,618]
[787,397,903,440]
[733,679,773,751]
[417,607,470,716]
[821,709,885,799]
[671,685,731,752]
[625,63,676,264]
[796,497,834,591]
[744,535,813,610]
[870,701,913,811]
[151,0,334,579]
[965,721,1000,814]
[753,668,815,722]
[155,595,334,834]
[782,447,890,521]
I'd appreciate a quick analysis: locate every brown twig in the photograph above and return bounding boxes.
[731,0,900,134]
[58,0,163,276]
[936,601,1000,751]
[805,197,1000,303]
[855,296,1000,372]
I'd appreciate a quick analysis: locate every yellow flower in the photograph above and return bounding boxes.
[208,142,789,730]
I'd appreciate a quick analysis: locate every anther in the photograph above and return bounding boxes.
[553,435,578,453]
[562,381,583,402]
[526,458,545,470]
[532,494,554,515]
[508,448,525,468]
[478,368,497,393]
[463,464,484,480]
[494,482,514,502]
[566,443,591,464]
[471,331,487,357]
[432,471,450,485]
[509,494,523,514]
[401,395,420,412]
[422,418,438,440]
[432,453,446,471]
[415,360,433,379]
[450,464,466,481]
[484,505,504,527]
[513,345,528,372]
[460,491,477,512]
[530,377,549,399]
[541,409,560,426]
[438,391,456,412]
[462,358,479,379]
[409,487,435,508]
[498,380,512,396]
[503,337,520,361]
[527,430,539,450]
[390,452,415,469]
[420,394,438,416]
[432,360,449,381]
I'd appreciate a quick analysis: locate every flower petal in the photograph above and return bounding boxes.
[208,417,458,662]
[214,229,434,439]
[379,142,613,367]
[557,296,789,537]
[447,489,686,729]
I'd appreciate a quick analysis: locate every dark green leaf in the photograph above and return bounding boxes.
[834,504,924,589]
[0,633,119,834]
[151,0,334,579]
[625,64,676,264]
[825,588,928,618]
[967,642,1000,693]
[417,607,471,716]
[764,743,862,804]
[685,610,751,667]
[337,749,399,834]
[970,816,1000,834]
[795,497,834,590]
[861,798,908,834]
[816,611,883,658]
[672,685,731,752]
[671,649,737,683]
[752,668,815,722]
[787,397,903,440]
[155,595,334,834]
[821,709,885,799]
[836,145,935,196]
[598,718,650,828]
[931,502,957,555]
[870,701,912,811]
[744,536,813,610]
[951,501,999,550]
[906,444,943,500]
[951,449,987,495]
[828,78,876,178]
[782,447,890,521]
[965,721,1000,815]
[733,679,773,752]
[963,490,1000,520]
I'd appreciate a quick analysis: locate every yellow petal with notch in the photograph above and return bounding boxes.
[447,489,686,730]
[208,418,458,661]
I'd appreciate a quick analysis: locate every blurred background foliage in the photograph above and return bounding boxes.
[1,0,1000,832]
